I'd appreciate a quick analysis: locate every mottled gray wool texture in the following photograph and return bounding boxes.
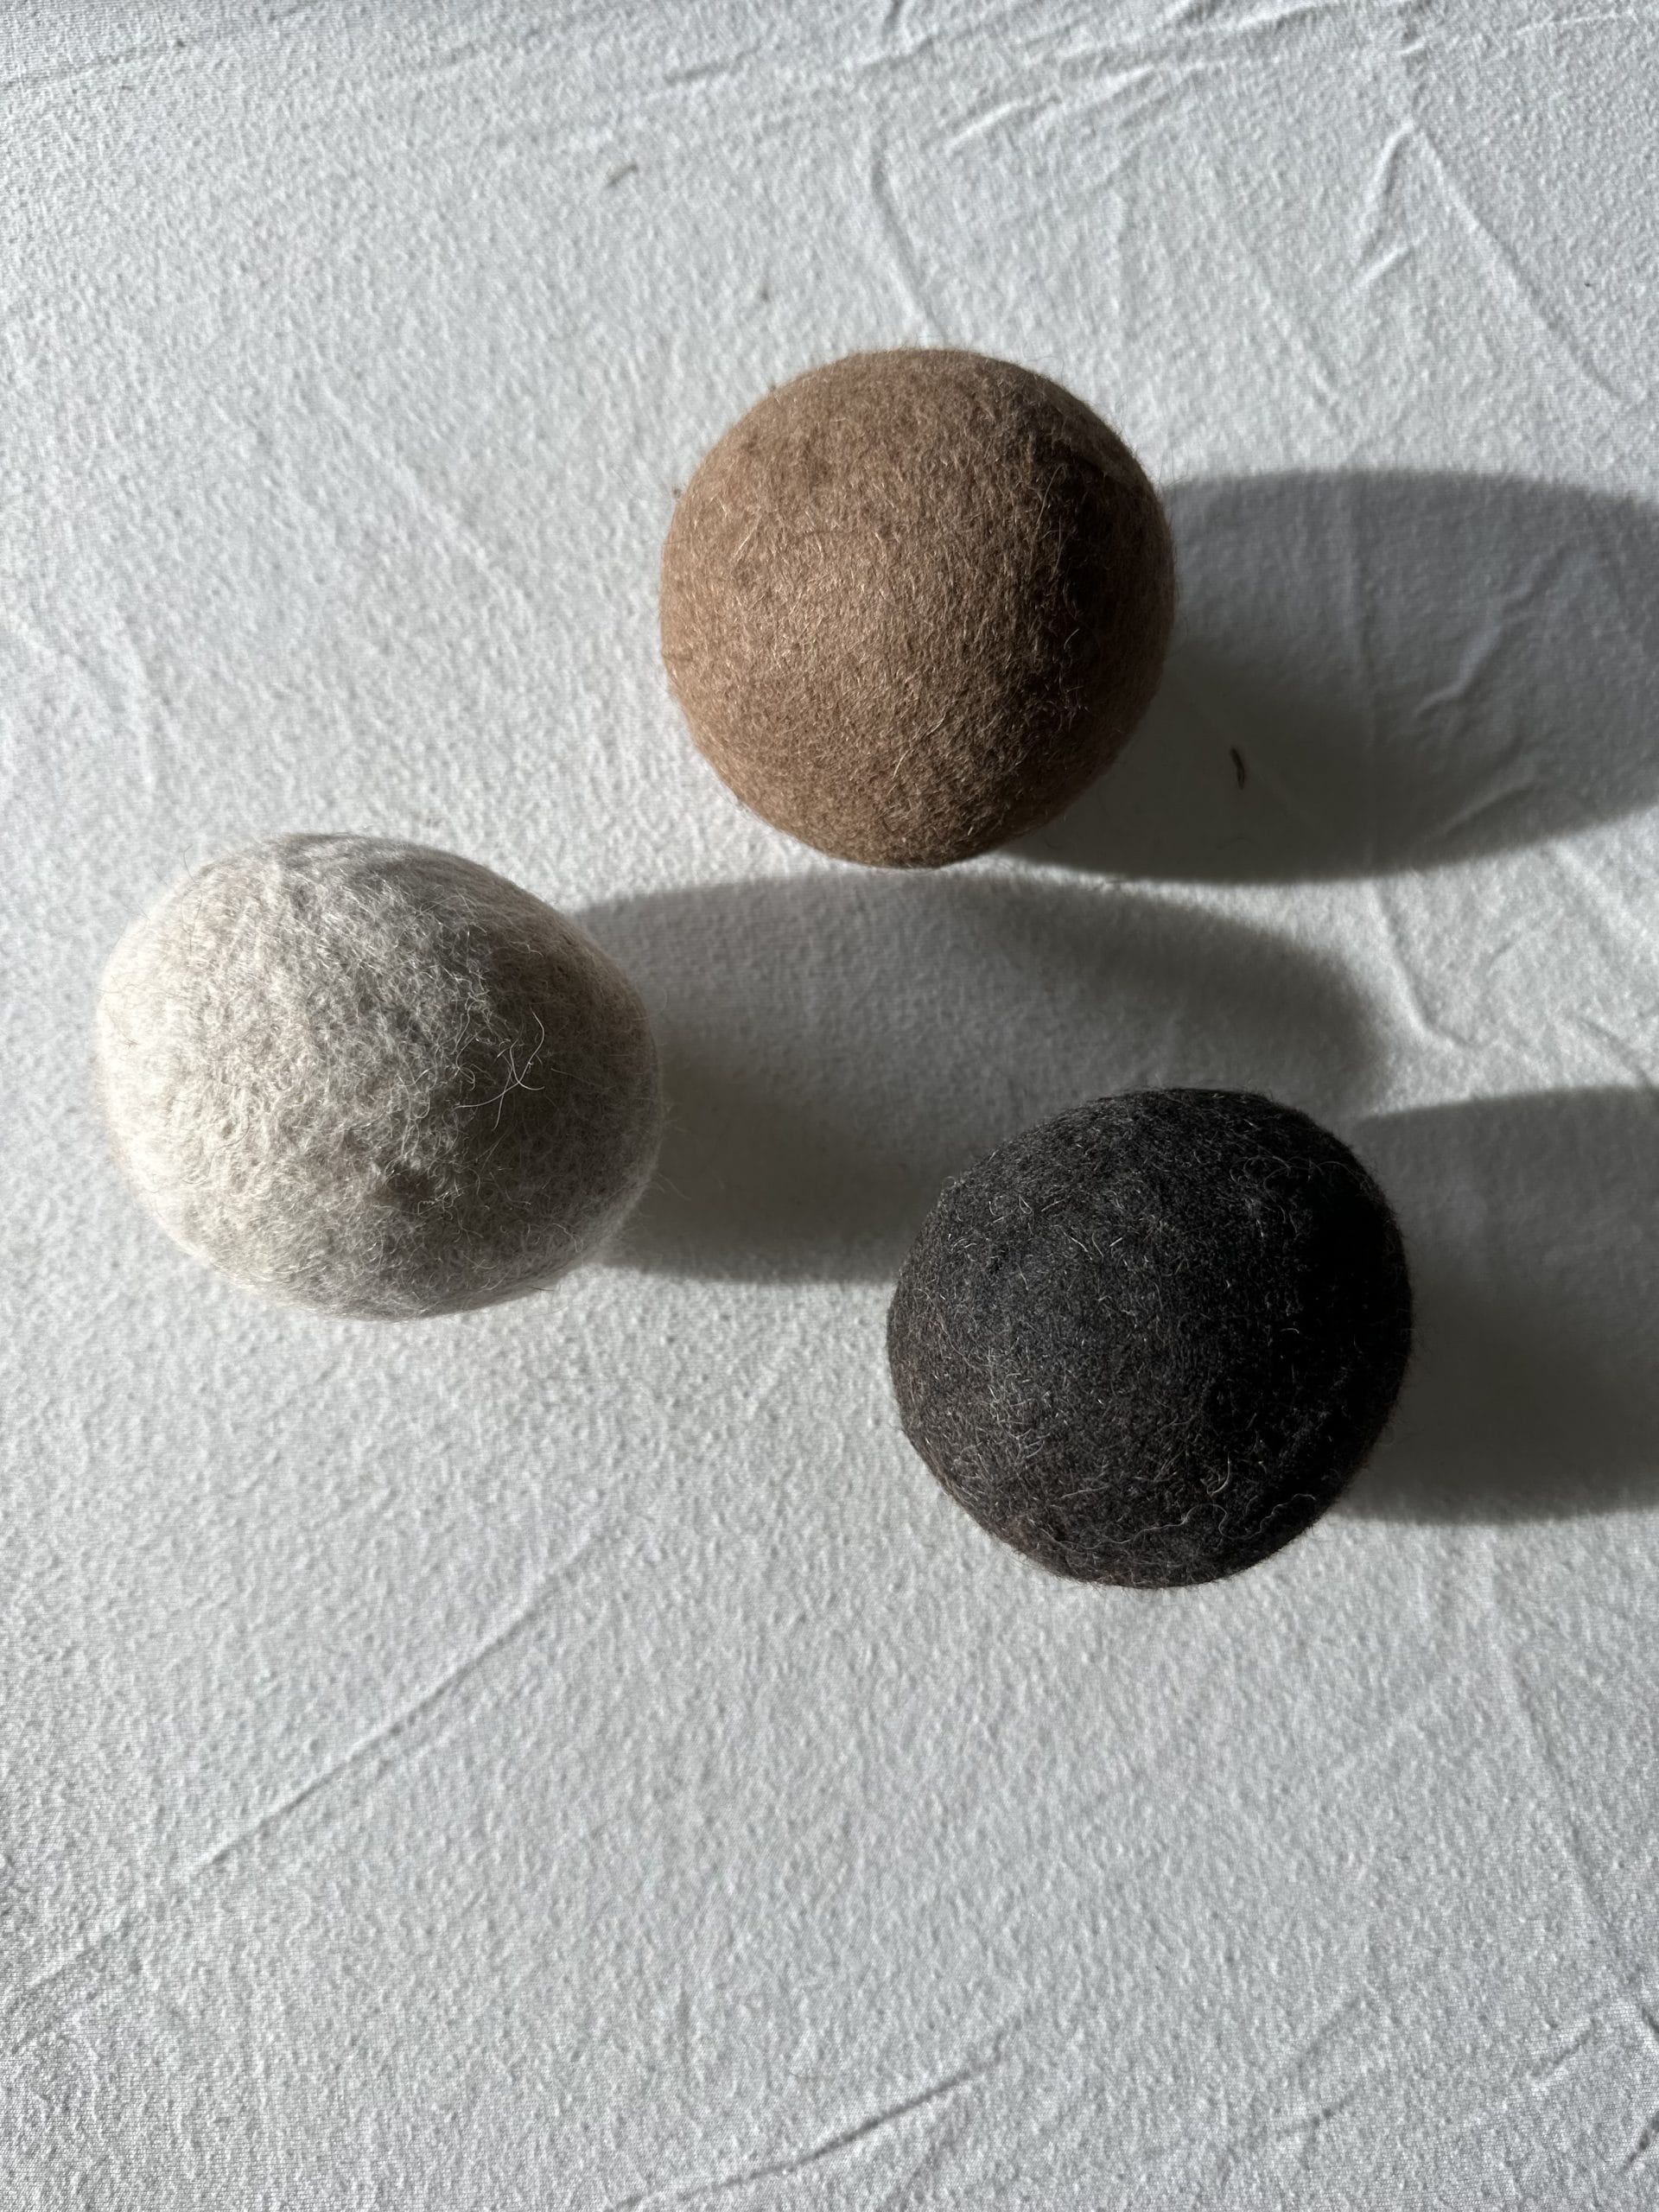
[887,1090,1413,1586]
[96,836,664,1319]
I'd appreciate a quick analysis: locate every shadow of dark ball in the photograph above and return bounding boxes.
[887,1091,1413,1586]
[1014,474,1659,882]
[581,876,1377,1283]
[1341,1088,1659,1524]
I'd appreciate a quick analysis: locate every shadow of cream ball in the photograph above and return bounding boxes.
[660,348,1175,868]
[96,836,663,1318]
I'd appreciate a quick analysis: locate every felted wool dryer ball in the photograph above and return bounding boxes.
[96,835,663,1319]
[659,348,1175,868]
[887,1090,1412,1586]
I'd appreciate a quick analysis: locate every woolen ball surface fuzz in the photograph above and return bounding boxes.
[96,835,663,1318]
[887,1090,1413,1586]
[659,347,1175,868]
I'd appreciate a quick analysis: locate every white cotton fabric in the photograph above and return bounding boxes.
[5,3,1659,2206]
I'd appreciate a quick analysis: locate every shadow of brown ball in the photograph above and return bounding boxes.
[1014,473,1659,881]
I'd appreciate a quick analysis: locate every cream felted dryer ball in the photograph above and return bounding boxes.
[96,835,662,1318]
[660,347,1175,868]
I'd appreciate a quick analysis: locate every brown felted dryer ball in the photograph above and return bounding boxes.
[659,348,1175,868]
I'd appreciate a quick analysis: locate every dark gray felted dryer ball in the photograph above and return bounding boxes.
[887,1090,1412,1586]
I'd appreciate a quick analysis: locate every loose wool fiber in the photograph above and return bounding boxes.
[660,348,1175,868]
[887,1090,1413,1586]
[96,836,663,1318]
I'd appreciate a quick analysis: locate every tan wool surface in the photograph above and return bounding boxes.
[96,836,663,1318]
[659,348,1175,868]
